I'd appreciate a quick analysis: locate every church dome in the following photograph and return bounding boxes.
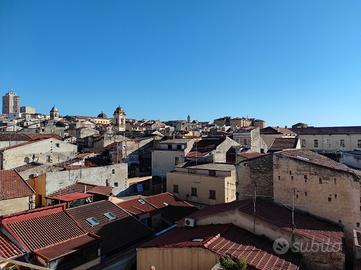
[114,106,125,114]
[50,106,58,113]
[97,112,108,118]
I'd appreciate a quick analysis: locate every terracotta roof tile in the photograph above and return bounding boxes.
[189,199,344,246]
[1,205,87,252]
[0,231,23,259]
[0,170,34,200]
[292,126,361,135]
[87,186,113,197]
[66,201,152,254]
[269,138,299,152]
[275,149,361,177]
[141,224,301,270]
[47,183,95,198]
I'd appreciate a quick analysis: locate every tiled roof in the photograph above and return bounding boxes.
[275,149,361,177]
[189,199,344,246]
[87,186,113,196]
[66,201,152,254]
[0,170,34,200]
[261,127,296,135]
[117,192,193,216]
[141,224,301,270]
[269,138,299,152]
[0,133,62,142]
[47,192,93,202]
[187,137,225,158]
[1,205,88,252]
[238,152,265,160]
[0,136,64,152]
[34,234,97,261]
[47,183,95,198]
[291,126,361,135]
[0,231,23,259]
[187,163,235,172]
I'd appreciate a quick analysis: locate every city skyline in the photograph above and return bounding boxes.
[1,0,361,126]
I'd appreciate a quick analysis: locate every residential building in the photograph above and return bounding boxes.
[177,199,345,270]
[292,126,361,153]
[273,149,361,236]
[260,127,297,149]
[0,170,34,215]
[268,137,301,153]
[0,137,77,170]
[20,106,36,114]
[66,200,153,259]
[232,127,267,153]
[2,91,20,114]
[27,163,128,207]
[117,192,196,232]
[166,163,237,206]
[186,136,239,163]
[137,223,302,270]
[0,133,63,149]
[0,205,101,269]
[152,138,195,178]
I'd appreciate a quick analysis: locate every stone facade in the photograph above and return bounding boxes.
[273,153,361,235]
[237,154,273,200]
[0,138,77,170]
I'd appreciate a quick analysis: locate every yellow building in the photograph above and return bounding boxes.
[166,163,237,206]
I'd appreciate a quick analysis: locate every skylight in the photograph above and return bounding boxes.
[138,199,146,205]
[104,212,116,221]
[86,217,100,226]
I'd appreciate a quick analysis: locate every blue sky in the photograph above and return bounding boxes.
[0,0,360,126]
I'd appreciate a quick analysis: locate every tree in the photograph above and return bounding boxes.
[220,255,247,270]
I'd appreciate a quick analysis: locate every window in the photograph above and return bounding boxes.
[191,187,197,197]
[114,182,119,187]
[334,194,338,199]
[328,197,332,202]
[104,212,116,221]
[168,144,172,150]
[209,170,216,177]
[340,139,345,148]
[47,155,52,162]
[304,175,308,183]
[209,190,216,200]
[319,178,322,184]
[291,176,294,181]
[289,171,292,175]
[112,169,116,174]
[314,139,319,148]
[86,217,100,227]
[56,143,60,148]
[243,139,248,145]
[177,144,182,150]
[175,157,179,165]
[358,140,361,148]
[278,176,281,180]
[305,192,308,197]
[357,222,360,228]
[173,184,179,193]
[301,139,306,148]
[334,178,337,184]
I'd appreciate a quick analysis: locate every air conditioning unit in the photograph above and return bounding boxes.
[184,218,196,228]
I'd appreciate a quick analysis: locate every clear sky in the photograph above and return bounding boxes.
[1,0,360,126]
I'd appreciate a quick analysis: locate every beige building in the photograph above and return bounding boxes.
[0,137,77,169]
[152,138,195,178]
[292,126,361,152]
[232,127,267,153]
[273,149,361,236]
[0,170,34,215]
[260,127,297,150]
[166,163,237,206]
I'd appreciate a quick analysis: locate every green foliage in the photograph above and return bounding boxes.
[219,254,247,270]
